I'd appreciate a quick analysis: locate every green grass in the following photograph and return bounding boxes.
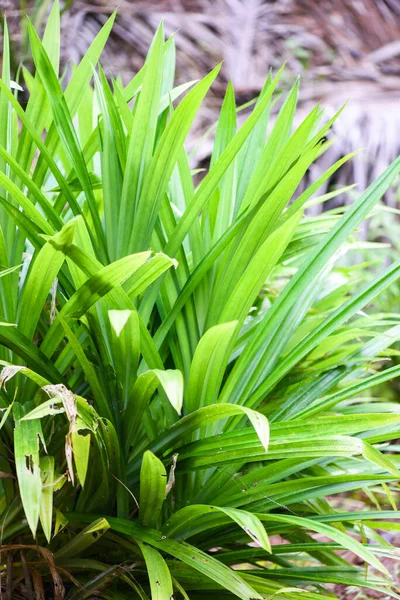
[0,3,399,598]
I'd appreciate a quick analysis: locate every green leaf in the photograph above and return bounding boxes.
[166,67,284,258]
[55,518,110,560]
[13,402,44,536]
[117,24,164,258]
[108,309,141,411]
[28,21,108,258]
[186,321,238,413]
[18,219,76,339]
[137,541,174,600]
[57,311,113,422]
[124,369,183,452]
[217,212,301,326]
[0,399,14,431]
[39,455,55,543]
[40,251,152,359]
[130,65,221,252]
[54,509,68,537]
[152,369,184,415]
[146,403,269,458]
[71,429,91,487]
[257,513,389,577]
[70,514,264,600]
[221,156,400,409]
[165,504,271,552]
[93,68,123,262]
[108,310,133,338]
[20,397,64,420]
[140,451,167,528]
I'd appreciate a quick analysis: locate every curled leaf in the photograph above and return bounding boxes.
[43,384,77,484]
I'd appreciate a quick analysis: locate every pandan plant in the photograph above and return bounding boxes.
[0,3,399,598]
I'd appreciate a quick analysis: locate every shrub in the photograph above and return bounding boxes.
[0,3,399,598]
